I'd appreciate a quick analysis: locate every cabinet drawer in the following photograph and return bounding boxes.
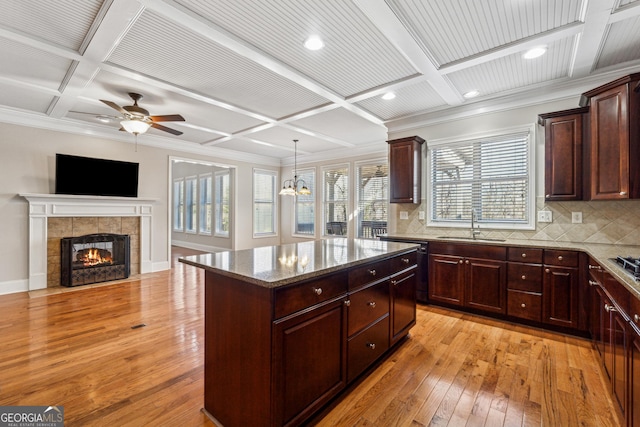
[348,281,390,336]
[507,247,543,263]
[274,272,348,319]
[507,290,542,322]
[389,251,417,274]
[544,249,579,267]
[631,295,640,333]
[349,259,390,290]
[347,315,389,382]
[507,263,542,292]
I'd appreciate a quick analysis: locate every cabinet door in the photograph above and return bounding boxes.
[391,268,417,344]
[544,113,584,201]
[428,254,464,306]
[465,258,506,314]
[631,330,640,427]
[273,298,347,426]
[611,309,628,419]
[388,136,424,203]
[543,266,578,328]
[590,84,630,200]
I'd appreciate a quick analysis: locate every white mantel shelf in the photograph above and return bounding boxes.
[20,193,156,291]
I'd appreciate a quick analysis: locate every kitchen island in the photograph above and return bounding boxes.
[180,238,419,427]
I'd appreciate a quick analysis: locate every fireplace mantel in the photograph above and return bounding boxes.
[20,193,155,290]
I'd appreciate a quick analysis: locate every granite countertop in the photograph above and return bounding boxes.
[382,233,640,299]
[179,238,419,288]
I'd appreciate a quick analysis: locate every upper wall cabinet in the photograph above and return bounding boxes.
[387,136,425,204]
[580,74,640,200]
[538,107,589,201]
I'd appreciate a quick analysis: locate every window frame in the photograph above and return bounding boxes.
[322,163,350,238]
[173,178,184,232]
[355,159,389,239]
[184,175,198,234]
[253,168,278,238]
[199,173,212,235]
[426,125,536,231]
[292,167,316,238]
[214,169,231,238]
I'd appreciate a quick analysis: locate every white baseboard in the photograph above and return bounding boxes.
[0,278,29,295]
[153,261,171,272]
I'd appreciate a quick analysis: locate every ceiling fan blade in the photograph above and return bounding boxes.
[151,122,183,135]
[100,100,128,115]
[149,114,185,122]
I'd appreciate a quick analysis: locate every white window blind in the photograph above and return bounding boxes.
[253,169,277,235]
[215,170,230,237]
[294,168,315,236]
[430,131,531,227]
[323,166,348,236]
[356,163,388,239]
[185,177,197,233]
[199,174,212,234]
[173,179,184,231]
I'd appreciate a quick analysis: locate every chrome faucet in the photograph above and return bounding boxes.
[471,209,481,239]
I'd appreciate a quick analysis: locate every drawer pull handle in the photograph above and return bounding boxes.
[465,260,469,264]
[313,287,322,296]
[366,343,376,350]
[402,258,410,264]
[558,255,563,261]
[391,280,397,286]
[545,268,550,274]
[369,269,376,276]
[588,280,598,286]
[635,314,639,323]
[588,265,600,270]
[521,275,526,280]
[521,303,526,308]
[604,303,617,313]
[521,253,527,258]
[344,300,351,306]
[459,259,463,264]
[368,301,377,308]
[621,191,627,196]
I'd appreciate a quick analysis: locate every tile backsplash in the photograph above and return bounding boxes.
[394,197,640,246]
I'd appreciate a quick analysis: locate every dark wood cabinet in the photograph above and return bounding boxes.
[542,250,580,328]
[387,136,424,204]
[538,107,588,201]
[507,247,543,322]
[630,294,640,427]
[273,298,347,426]
[580,73,640,200]
[390,267,417,344]
[428,242,506,314]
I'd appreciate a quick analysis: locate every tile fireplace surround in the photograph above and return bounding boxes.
[21,194,155,291]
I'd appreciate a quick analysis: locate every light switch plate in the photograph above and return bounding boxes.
[571,212,582,224]
[399,211,409,220]
[537,210,552,223]
[418,211,425,220]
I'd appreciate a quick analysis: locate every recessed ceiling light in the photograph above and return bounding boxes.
[382,92,396,100]
[463,90,479,99]
[523,46,547,59]
[304,35,324,51]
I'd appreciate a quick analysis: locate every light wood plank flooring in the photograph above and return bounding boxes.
[0,247,621,426]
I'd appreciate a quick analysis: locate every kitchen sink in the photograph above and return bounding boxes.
[437,236,506,242]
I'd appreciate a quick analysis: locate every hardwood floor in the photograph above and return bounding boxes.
[0,248,621,426]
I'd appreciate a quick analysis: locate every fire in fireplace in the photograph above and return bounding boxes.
[60,233,130,286]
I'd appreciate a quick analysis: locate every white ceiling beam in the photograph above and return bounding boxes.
[609,0,640,23]
[569,0,618,78]
[353,0,464,106]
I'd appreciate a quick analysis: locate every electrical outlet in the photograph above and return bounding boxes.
[572,212,583,224]
[418,211,425,220]
[399,211,409,220]
[537,210,552,223]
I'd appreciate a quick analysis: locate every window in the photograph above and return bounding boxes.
[294,168,315,236]
[185,177,197,233]
[253,169,277,236]
[173,179,184,231]
[199,174,212,234]
[429,128,534,229]
[215,170,230,237]
[356,162,388,239]
[323,165,348,237]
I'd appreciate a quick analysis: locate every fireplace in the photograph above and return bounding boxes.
[60,233,130,286]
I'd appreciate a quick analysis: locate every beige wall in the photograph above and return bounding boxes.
[387,98,640,245]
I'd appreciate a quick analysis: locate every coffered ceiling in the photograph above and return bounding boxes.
[1,0,640,165]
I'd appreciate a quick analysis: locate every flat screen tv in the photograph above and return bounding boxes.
[55,153,139,198]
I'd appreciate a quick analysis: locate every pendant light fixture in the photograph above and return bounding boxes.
[280,139,311,196]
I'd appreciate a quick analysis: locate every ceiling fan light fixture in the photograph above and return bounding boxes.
[121,119,151,135]
[523,46,547,59]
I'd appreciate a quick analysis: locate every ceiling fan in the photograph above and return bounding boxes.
[99,92,185,136]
